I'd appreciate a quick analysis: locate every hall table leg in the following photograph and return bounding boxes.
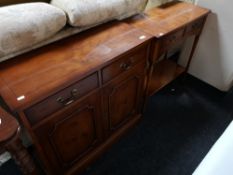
[0,107,39,175]
[5,129,38,175]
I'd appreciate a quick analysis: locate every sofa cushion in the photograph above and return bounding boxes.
[0,2,66,58]
[117,0,149,20]
[51,0,148,27]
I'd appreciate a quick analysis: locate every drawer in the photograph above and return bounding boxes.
[102,44,148,83]
[160,28,185,53]
[185,17,204,36]
[25,73,99,125]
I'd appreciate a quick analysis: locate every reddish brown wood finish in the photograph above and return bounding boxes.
[0,22,152,112]
[148,59,185,94]
[0,2,210,175]
[126,1,210,95]
[0,21,152,175]
[126,2,210,38]
[34,92,103,174]
[25,73,99,126]
[102,44,148,84]
[0,108,18,142]
[0,107,38,175]
[103,61,146,135]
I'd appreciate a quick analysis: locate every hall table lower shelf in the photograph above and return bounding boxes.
[148,59,185,93]
[126,1,210,95]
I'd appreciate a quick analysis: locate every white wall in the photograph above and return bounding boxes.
[181,0,233,91]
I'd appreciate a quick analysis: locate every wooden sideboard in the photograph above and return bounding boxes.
[0,22,153,175]
[0,2,210,175]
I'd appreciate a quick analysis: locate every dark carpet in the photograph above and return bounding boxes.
[1,74,233,175]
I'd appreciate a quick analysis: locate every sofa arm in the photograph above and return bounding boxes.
[193,121,233,175]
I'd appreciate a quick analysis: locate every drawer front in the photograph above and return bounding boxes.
[185,18,204,36]
[25,73,99,125]
[102,44,148,84]
[160,28,185,53]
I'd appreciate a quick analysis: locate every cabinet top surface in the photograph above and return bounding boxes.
[126,1,210,37]
[0,21,152,111]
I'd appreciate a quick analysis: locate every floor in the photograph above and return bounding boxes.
[1,74,232,175]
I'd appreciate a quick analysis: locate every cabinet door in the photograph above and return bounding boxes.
[34,92,103,174]
[103,62,146,134]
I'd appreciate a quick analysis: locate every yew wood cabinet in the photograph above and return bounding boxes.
[0,22,153,175]
[0,2,210,175]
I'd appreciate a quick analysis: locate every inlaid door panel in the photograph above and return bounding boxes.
[103,62,146,134]
[34,92,103,173]
[108,76,139,130]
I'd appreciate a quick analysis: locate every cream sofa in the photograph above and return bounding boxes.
[0,0,148,63]
[0,0,198,63]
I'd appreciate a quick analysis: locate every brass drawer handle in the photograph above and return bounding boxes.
[120,63,131,71]
[71,88,79,97]
[64,99,75,106]
[56,88,79,106]
[57,97,75,106]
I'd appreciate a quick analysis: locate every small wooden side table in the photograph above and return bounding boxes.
[0,107,38,175]
[126,1,210,96]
